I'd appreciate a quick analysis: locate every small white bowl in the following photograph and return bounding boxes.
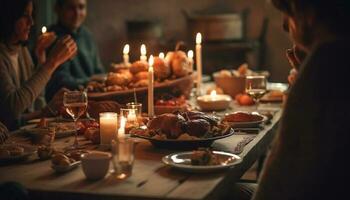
[196,94,232,111]
[81,151,111,180]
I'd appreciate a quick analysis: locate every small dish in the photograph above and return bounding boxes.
[222,112,267,128]
[51,161,81,173]
[162,151,242,173]
[196,93,232,111]
[0,144,37,163]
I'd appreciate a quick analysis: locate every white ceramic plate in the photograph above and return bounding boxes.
[51,161,81,173]
[0,144,37,162]
[162,151,242,173]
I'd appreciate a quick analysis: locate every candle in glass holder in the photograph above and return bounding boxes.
[140,44,147,62]
[127,109,137,122]
[196,90,232,111]
[117,116,129,162]
[148,55,154,117]
[123,44,130,65]
[196,33,202,95]
[99,112,118,145]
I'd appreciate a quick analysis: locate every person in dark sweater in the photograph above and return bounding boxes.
[252,0,350,199]
[45,0,104,101]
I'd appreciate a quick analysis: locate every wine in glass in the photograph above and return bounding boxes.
[63,91,88,149]
[245,75,267,110]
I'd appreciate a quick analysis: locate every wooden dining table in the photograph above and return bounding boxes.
[0,87,284,200]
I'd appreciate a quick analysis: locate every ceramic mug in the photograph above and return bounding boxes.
[81,151,111,180]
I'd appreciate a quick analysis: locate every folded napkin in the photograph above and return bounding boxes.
[212,134,256,154]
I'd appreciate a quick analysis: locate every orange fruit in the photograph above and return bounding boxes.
[238,94,255,106]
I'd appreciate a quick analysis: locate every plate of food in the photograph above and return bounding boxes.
[0,143,37,163]
[162,148,242,173]
[260,90,285,103]
[222,111,267,128]
[20,119,76,139]
[131,111,234,150]
[50,151,87,173]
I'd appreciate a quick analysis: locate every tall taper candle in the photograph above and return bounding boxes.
[140,44,147,62]
[196,33,202,95]
[148,55,154,117]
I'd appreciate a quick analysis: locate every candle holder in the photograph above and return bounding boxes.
[99,112,118,146]
[196,91,232,111]
[120,108,139,131]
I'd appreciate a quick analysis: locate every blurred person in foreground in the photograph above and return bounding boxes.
[45,0,105,101]
[0,0,77,130]
[252,0,350,199]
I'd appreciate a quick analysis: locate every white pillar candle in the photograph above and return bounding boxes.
[117,116,126,140]
[148,55,154,118]
[187,50,194,72]
[123,44,130,65]
[99,112,118,145]
[140,44,147,62]
[117,116,128,161]
[196,33,202,96]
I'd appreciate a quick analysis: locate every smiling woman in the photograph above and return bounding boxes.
[0,0,77,130]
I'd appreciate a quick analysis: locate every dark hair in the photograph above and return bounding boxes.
[0,0,33,42]
[272,0,350,35]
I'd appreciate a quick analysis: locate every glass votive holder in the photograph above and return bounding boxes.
[111,138,135,179]
[99,112,118,146]
[120,108,139,128]
[126,102,142,117]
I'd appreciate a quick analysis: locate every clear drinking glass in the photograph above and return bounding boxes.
[120,108,139,128]
[126,102,142,118]
[111,138,135,179]
[63,91,88,149]
[245,75,267,110]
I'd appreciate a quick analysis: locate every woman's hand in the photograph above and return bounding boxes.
[45,35,77,72]
[285,45,307,85]
[35,32,57,64]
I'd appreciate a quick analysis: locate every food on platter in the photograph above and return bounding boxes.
[37,145,57,160]
[223,111,264,123]
[51,151,85,167]
[191,148,220,165]
[216,63,269,78]
[0,145,24,158]
[87,44,193,93]
[235,93,255,106]
[84,127,100,144]
[260,90,284,102]
[133,111,231,140]
[154,57,171,80]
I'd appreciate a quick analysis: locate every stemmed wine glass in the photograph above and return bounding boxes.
[63,91,88,149]
[245,75,267,111]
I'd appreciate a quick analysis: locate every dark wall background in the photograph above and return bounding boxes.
[34,0,291,82]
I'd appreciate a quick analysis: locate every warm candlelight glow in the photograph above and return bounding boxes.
[99,112,118,145]
[140,44,147,62]
[127,109,137,122]
[159,52,165,59]
[149,55,154,68]
[196,32,202,44]
[41,26,47,34]
[118,116,126,140]
[187,50,194,59]
[123,44,130,54]
[210,90,217,100]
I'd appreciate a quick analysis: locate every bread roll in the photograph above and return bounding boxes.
[130,61,148,74]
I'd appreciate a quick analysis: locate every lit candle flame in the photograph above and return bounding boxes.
[159,52,165,59]
[196,32,202,44]
[149,55,154,71]
[123,44,129,54]
[141,44,146,56]
[41,26,47,34]
[210,90,217,100]
[187,50,193,59]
